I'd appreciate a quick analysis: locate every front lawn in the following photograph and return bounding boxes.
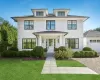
[0,59,100,80]
[56,60,85,67]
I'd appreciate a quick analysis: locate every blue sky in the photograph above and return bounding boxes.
[0,0,100,31]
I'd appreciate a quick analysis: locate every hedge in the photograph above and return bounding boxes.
[1,46,45,58]
[73,51,99,58]
[83,47,92,51]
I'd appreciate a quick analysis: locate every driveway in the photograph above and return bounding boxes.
[73,56,100,74]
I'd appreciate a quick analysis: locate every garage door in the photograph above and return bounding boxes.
[88,40,100,52]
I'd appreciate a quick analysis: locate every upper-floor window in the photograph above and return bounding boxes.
[46,20,55,30]
[36,11,44,16]
[58,11,65,16]
[24,20,34,30]
[67,20,77,30]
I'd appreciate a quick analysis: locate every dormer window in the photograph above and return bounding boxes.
[36,11,44,16]
[58,11,65,16]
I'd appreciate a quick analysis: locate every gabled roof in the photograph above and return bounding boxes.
[84,30,100,37]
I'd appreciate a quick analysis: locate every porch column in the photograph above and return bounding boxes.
[60,35,63,46]
[63,36,65,46]
[38,35,42,46]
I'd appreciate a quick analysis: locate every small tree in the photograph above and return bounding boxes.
[12,39,17,48]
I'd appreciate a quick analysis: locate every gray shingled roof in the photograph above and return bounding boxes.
[11,14,89,22]
[33,31,68,33]
[84,30,100,37]
[11,14,88,18]
[33,31,68,36]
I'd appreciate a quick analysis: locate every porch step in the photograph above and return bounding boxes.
[47,47,54,53]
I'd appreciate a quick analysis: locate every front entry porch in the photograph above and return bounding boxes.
[33,31,68,52]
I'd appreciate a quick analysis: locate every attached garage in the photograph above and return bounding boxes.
[84,30,100,52]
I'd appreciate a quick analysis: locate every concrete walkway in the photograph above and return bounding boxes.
[41,52,97,74]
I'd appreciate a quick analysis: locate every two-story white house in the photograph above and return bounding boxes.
[12,8,89,51]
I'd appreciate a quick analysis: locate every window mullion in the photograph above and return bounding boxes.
[31,39,32,49]
[50,21,51,29]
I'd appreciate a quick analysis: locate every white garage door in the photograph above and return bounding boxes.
[88,40,100,52]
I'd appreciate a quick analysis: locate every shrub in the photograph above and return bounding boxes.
[1,50,17,57]
[73,51,81,58]
[54,48,73,59]
[8,47,18,51]
[54,50,66,59]
[83,47,92,51]
[44,48,47,52]
[73,51,98,58]
[66,48,73,59]
[59,46,66,51]
[33,46,44,58]
[1,50,34,57]
[54,48,59,51]
[92,50,99,57]
[17,51,33,57]
[0,41,8,52]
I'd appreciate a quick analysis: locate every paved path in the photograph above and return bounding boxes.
[73,56,100,74]
[41,52,97,74]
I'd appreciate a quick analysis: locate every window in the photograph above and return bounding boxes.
[58,11,65,16]
[65,38,79,49]
[22,38,36,49]
[97,40,100,43]
[67,20,77,30]
[46,20,55,30]
[36,11,44,16]
[24,20,34,30]
[90,40,96,43]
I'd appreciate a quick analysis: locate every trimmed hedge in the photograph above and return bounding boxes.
[44,48,47,52]
[73,51,99,58]
[1,50,18,57]
[8,47,18,51]
[1,46,45,58]
[83,47,92,51]
[17,51,33,57]
[33,46,44,58]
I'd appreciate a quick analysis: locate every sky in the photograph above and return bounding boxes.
[0,0,100,31]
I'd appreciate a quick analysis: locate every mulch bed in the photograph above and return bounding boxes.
[23,57,46,60]
[0,57,46,60]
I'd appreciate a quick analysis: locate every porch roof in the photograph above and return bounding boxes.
[33,31,68,36]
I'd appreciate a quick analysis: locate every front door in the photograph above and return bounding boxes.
[46,39,54,52]
[46,39,55,48]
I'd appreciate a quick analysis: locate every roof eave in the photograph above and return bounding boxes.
[83,17,90,22]
[11,17,17,22]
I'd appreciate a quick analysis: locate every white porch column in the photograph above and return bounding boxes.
[60,35,63,46]
[38,35,42,46]
[62,36,65,46]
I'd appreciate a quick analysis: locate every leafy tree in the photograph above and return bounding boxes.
[94,27,100,32]
[0,17,17,52]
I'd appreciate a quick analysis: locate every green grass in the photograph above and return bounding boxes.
[56,60,85,67]
[0,59,100,80]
